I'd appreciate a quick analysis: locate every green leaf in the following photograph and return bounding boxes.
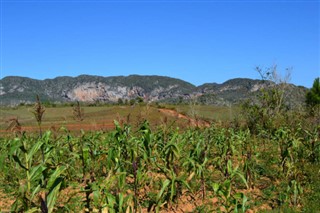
[212,182,220,193]
[157,179,170,202]
[30,184,41,201]
[42,131,52,143]
[27,140,44,162]
[234,192,243,200]
[180,179,192,192]
[82,147,90,163]
[9,138,22,154]
[30,165,46,182]
[224,180,231,198]
[25,207,40,213]
[47,181,62,213]
[106,193,116,210]
[93,189,100,204]
[227,160,233,174]
[46,166,66,190]
[235,171,248,189]
[118,192,124,212]
[242,194,248,212]
[12,154,28,170]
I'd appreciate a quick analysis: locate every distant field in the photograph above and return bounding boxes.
[0,104,237,134]
[169,104,240,121]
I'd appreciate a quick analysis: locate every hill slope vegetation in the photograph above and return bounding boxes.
[0,75,307,106]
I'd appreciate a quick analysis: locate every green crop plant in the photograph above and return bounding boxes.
[212,127,238,178]
[183,131,209,200]
[302,126,320,163]
[162,134,181,171]
[212,160,248,213]
[95,171,134,213]
[273,127,308,207]
[150,131,192,210]
[5,132,65,212]
[234,129,260,189]
[31,95,46,137]
[127,122,153,212]
[1,99,320,212]
[138,121,156,168]
[153,166,191,212]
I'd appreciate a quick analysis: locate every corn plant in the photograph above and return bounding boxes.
[138,121,155,167]
[212,127,238,178]
[153,133,192,210]
[302,126,320,163]
[7,132,65,212]
[153,167,191,212]
[1,111,319,212]
[31,95,46,137]
[183,132,209,200]
[234,129,259,189]
[104,172,134,213]
[212,160,248,213]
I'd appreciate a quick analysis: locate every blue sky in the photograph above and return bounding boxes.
[1,0,319,88]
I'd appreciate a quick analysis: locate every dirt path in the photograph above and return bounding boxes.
[158,108,210,127]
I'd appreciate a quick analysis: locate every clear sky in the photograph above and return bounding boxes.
[1,0,319,88]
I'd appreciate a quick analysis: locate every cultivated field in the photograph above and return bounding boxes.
[0,104,236,134]
[0,102,319,212]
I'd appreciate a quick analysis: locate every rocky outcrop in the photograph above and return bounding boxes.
[0,75,195,105]
[0,75,307,106]
[65,83,144,102]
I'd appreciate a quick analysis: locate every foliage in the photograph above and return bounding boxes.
[0,75,307,106]
[306,77,320,106]
[241,66,294,132]
[0,111,319,212]
[306,77,320,117]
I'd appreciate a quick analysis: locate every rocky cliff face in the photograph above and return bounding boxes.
[0,75,195,105]
[197,78,308,106]
[60,76,194,102]
[64,83,162,102]
[0,75,307,106]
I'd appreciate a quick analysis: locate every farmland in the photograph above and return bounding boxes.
[0,101,319,212]
[0,104,237,134]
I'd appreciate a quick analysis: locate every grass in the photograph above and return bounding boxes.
[1,104,218,134]
[165,104,241,121]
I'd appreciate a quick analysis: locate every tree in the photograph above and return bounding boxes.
[73,101,84,121]
[129,99,135,106]
[241,65,292,132]
[118,98,124,105]
[306,77,320,116]
[256,64,291,115]
[136,96,144,104]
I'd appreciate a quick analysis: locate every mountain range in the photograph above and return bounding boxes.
[0,75,308,107]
